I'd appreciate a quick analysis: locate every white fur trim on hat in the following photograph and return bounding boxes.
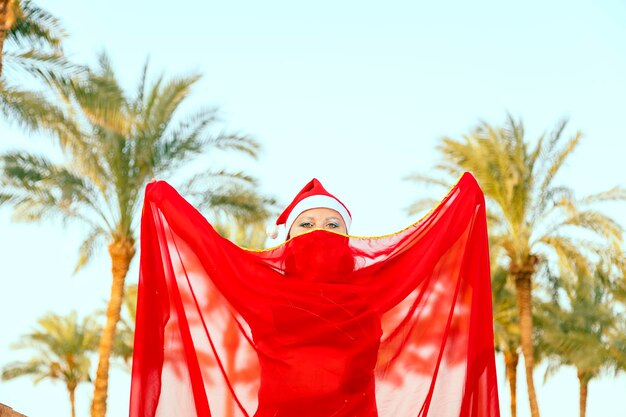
[285,195,352,234]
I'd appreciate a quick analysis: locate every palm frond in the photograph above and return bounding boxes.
[3,49,80,79]
[141,73,164,123]
[7,0,65,47]
[144,108,219,176]
[534,271,617,382]
[403,173,451,188]
[0,82,79,136]
[74,227,106,274]
[65,69,131,135]
[1,360,45,381]
[2,311,100,388]
[144,73,201,133]
[406,197,440,216]
[540,203,624,252]
[537,127,582,199]
[533,118,568,190]
[485,203,510,233]
[536,235,592,276]
[135,58,150,110]
[432,160,464,178]
[197,181,277,223]
[0,190,13,205]
[562,210,623,247]
[209,132,261,158]
[532,185,575,223]
[123,284,138,322]
[542,359,562,384]
[181,169,257,194]
[1,151,112,228]
[214,220,269,250]
[579,186,626,204]
[545,119,569,156]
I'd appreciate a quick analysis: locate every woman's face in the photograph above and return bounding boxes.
[288,208,347,238]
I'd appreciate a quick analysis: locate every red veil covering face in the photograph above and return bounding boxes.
[130,172,500,417]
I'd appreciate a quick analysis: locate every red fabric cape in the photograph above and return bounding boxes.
[130,172,500,417]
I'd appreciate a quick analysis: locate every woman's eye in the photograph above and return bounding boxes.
[326,222,340,229]
[299,222,314,228]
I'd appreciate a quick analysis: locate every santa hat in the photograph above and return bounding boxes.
[268,178,351,239]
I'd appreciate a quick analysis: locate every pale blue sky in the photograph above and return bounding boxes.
[1,1,625,416]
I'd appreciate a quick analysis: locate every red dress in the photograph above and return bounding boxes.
[130,172,500,417]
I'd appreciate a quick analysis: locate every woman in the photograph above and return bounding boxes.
[276,178,350,239]
[130,173,500,417]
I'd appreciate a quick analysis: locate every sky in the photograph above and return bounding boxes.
[1,0,626,416]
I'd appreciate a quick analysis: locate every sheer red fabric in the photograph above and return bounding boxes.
[129,172,500,417]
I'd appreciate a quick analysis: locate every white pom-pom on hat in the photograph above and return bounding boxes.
[266,224,280,240]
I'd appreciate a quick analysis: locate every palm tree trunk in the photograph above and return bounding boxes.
[69,385,77,417]
[504,349,519,417]
[90,238,136,417]
[513,271,541,417]
[577,370,589,417]
[0,0,10,77]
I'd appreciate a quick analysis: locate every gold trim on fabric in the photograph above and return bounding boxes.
[242,172,469,253]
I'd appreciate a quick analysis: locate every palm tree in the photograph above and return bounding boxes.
[111,283,137,370]
[492,266,521,417]
[0,53,275,417]
[0,0,8,69]
[1,311,101,417]
[594,254,626,383]
[214,219,270,250]
[406,115,626,417]
[535,268,617,417]
[0,0,76,132]
[0,0,66,75]
[607,318,626,379]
